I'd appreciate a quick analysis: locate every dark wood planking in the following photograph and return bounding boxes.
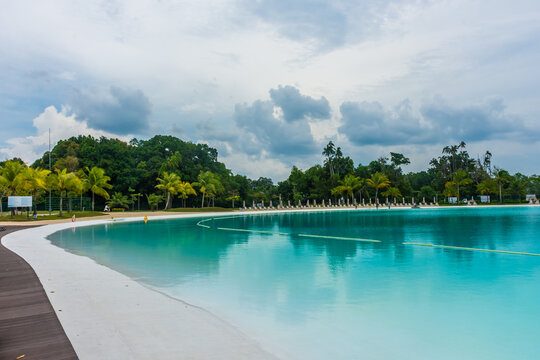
[0,226,78,360]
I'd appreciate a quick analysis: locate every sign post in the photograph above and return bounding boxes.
[8,196,33,219]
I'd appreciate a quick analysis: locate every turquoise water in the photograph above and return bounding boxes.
[49,207,540,359]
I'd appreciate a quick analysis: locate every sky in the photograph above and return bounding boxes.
[0,0,539,181]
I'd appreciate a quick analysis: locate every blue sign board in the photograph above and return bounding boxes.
[8,196,33,208]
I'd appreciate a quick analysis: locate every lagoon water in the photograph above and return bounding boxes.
[49,207,540,359]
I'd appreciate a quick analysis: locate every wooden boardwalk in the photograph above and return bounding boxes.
[0,226,78,360]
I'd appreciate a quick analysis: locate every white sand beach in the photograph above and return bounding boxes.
[2,216,280,360]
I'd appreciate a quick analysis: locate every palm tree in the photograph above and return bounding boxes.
[1,160,25,196]
[76,169,88,211]
[443,182,458,201]
[146,193,164,211]
[366,172,391,203]
[226,190,240,208]
[19,167,51,216]
[66,174,83,213]
[129,189,143,211]
[177,181,197,207]
[493,168,511,203]
[208,178,224,207]
[0,160,26,216]
[107,192,130,210]
[322,141,336,176]
[331,174,363,202]
[0,169,8,217]
[476,179,496,196]
[450,169,472,201]
[85,167,112,211]
[381,187,402,202]
[51,169,76,216]
[193,171,220,208]
[155,172,182,209]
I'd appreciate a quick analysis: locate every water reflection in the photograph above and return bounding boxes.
[47,208,540,360]
[49,218,248,286]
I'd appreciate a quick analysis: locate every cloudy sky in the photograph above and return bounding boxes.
[1,0,539,180]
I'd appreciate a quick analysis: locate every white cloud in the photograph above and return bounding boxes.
[0,105,131,164]
[1,0,540,176]
[219,152,292,181]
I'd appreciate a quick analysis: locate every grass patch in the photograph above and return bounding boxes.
[0,211,105,221]
[165,207,235,213]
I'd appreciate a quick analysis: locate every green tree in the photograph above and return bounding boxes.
[66,173,83,213]
[322,141,336,176]
[128,188,143,211]
[226,190,240,208]
[107,192,130,209]
[476,179,497,196]
[159,150,182,175]
[0,167,8,216]
[85,167,113,211]
[366,172,391,203]
[155,172,182,209]
[450,169,473,201]
[508,174,527,202]
[146,193,164,211]
[443,182,458,199]
[193,171,221,208]
[381,187,402,201]
[49,169,77,216]
[0,160,25,196]
[331,174,363,201]
[177,181,197,207]
[493,168,511,203]
[419,185,436,202]
[0,160,26,216]
[20,167,51,216]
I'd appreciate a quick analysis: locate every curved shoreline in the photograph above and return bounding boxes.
[2,205,538,359]
[2,214,281,360]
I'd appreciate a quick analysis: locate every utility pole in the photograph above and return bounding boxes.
[48,128,52,215]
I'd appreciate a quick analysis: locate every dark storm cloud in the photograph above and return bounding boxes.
[269,85,330,122]
[339,97,530,146]
[234,99,319,156]
[196,86,330,158]
[71,86,151,135]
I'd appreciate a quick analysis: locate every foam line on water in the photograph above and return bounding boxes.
[216,227,289,236]
[403,243,540,257]
[297,234,381,243]
[196,219,212,228]
[210,224,381,242]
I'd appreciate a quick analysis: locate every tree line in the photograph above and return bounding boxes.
[1,135,539,216]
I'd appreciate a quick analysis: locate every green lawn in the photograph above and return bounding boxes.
[165,207,235,212]
[0,211,105,221]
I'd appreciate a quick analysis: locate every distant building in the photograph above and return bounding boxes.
[480,195,490,203]
[448,197,458,204]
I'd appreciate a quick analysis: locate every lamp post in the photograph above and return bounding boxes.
[48,128,52,215]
